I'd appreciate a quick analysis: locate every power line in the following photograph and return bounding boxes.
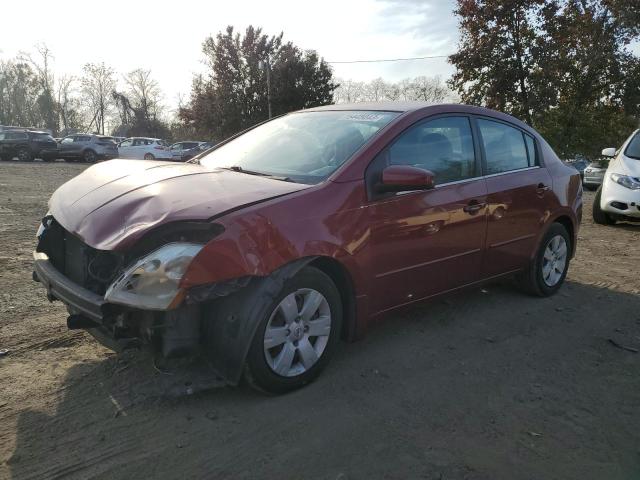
[327,54,450,64]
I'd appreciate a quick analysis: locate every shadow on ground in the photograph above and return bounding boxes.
[7,281,640,480]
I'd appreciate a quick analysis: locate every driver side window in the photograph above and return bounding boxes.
[388,116,476,185]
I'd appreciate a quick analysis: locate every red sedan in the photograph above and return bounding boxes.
[33,103,582,393]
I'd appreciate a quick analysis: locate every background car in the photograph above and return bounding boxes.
[58,134,119,163]
[593,132,640,225]
[117,137,173,160]
[583,158,609,190]
[564,158,588,182]
[0,129,58,162]
[169,141,204,161]
[182,141,216,161]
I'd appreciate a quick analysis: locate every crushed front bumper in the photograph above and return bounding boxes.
[33,252,114,322]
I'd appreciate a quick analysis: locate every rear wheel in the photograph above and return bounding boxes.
[17,148,32,162]
[144,153,155,160]
[245,267,342,394]
[516,223,571,297]
[83,150,97,163]
[592,187,615,225]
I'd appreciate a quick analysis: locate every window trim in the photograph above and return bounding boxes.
[365,113,482,201]
[623,131,640,160]
[471,115,543,176]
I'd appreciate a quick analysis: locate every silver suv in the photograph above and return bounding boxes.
[58,134,119,163]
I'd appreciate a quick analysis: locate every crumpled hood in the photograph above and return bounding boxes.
[49,159,310,250]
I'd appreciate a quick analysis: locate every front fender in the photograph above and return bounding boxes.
[199,258,315,385]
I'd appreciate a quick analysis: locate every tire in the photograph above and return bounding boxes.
[245,266,343,394]
[516,223,571,297]
[83,150,97,163]
[592,187,615,225]
[17,148,32,162]
[144,153,155,160]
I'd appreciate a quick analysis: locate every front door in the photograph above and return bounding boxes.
[366,115,488,314]
[475,117,554,277]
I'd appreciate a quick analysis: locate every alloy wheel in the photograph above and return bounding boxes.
[263,288,332,377]
[542,234,568,287]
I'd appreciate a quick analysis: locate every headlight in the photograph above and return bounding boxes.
[105,243,203,310]
[36,212,53,239]
[611,173,640,190]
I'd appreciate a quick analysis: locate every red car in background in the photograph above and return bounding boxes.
[33,103,582,393]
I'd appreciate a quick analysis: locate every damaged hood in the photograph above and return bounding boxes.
[49,159,310,250]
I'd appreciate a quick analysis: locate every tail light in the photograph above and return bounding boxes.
[154,146,166,151]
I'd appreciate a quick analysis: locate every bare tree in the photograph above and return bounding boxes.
[334,75,454,104]
[124,69,163,124]
[81,63,116,134]
[18,43,57,131]
[333,79,366,103]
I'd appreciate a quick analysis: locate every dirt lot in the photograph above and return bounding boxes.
[0,161,639,480]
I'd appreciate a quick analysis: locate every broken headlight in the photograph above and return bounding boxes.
[105,243,203,310]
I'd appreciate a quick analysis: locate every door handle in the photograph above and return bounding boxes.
[536,183,551,196]
[463,200,486,214]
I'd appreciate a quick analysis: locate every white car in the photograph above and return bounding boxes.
[593,130,640,225]
[117,137,173,160]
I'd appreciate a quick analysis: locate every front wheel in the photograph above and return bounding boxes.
[516,223,571,297]
[592,187,615,225]
[17,148,32,162]
[245,267,342,394]
[144,153,155,160]
[83,150,97,163]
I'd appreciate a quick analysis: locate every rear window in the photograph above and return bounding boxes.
[478,119,530,174]
[98,136,115,142]
[625,132,640,160]
[32,132,55,141]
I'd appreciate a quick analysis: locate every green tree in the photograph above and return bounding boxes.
[449,0,639,158]
[180,26,336,140]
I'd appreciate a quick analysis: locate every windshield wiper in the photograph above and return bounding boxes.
[224,166,292,182]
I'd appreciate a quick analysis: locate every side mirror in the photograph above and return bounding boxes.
[377,165,435,193]
[601,147,616,158]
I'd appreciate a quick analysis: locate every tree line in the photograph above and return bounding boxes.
[0,44,169,138]
[1,4,638,158]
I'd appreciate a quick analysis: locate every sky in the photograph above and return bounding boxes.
[0,0,459,112]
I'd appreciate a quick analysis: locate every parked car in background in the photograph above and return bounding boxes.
[58,134,119,163]
[565,158,588,182]
[117,137,173,160]
[33,103,581,394]
[593,131,640,225]
[169,141,204,161]
[0,130,58,161]
[583,158,609,191]
[183,141,216,161]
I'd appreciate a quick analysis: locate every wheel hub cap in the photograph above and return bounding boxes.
[542,234,568,287]
[263,288,331,377]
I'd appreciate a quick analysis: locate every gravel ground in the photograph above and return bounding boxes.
[0,161,639,480]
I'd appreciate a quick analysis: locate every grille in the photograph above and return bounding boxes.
[37,218,123,295]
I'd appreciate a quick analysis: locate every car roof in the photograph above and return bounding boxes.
[301,102,535,134]
[304,101,440,113]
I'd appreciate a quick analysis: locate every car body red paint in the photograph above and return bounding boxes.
[37,102,582,387]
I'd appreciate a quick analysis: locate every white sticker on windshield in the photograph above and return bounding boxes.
[343,112,386,122]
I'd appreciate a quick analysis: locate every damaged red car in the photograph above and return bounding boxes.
[33,103,582,393]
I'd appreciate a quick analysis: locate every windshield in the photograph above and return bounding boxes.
[625,131,640,160]
[200,110,400,184]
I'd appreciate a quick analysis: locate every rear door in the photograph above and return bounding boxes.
[475,117,554,277]
[366,115,488,313]
[58,136,75,157]
[118,139,134,158]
